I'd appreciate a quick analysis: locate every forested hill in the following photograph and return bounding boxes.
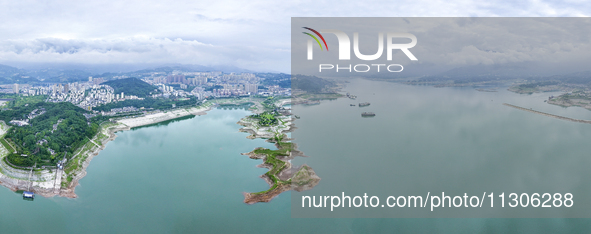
[0,102,98,167]
[291,75,336,93]
[102,78,156,97]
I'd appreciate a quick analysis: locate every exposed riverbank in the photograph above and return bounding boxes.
[0,97,320,200]
[238,99,320,204]
[547,95,591,111]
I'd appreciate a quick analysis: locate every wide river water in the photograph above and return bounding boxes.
[2,78,591,233]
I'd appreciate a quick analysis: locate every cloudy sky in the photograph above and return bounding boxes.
[292,17,591,77]
[0,0,589,73]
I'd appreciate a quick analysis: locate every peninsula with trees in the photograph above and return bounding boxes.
[0,65,336,201]
[0,66,293,198]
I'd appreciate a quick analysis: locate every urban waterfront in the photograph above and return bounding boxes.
[2,79,591,233]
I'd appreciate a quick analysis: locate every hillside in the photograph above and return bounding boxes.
[102,77,156,97]
[0,102,98,167]
[291,75,336,93]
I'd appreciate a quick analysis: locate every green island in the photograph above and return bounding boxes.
[250,135,293,195]
[238,96,321,204]
[547,90,591,111]
[506,74,591,111]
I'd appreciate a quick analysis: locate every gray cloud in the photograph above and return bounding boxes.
[0,1,589,72]
[0,37,290,72]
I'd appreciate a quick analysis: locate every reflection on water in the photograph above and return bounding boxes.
[0,80,591,232]
[130,115,196,130]
[293,78,591,217]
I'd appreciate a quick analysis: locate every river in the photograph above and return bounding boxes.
[2,79,591,233]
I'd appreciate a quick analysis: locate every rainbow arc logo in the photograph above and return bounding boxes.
[302,27,328,51]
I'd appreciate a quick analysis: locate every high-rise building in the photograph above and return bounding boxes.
[165,74,190,84]
[93,78,104,85]
[13,83,19,94]
[88,76,93,82]
[245,83,258,94]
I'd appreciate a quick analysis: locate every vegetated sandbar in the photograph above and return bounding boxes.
[0,105,211,198]
[237,98,320,204]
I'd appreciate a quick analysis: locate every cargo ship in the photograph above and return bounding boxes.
[361,112,375,117]
[359,102,370,107]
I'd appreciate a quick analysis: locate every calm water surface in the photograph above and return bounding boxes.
[1,79,591,233]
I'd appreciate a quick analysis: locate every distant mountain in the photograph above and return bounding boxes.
[258,73,291,88]
[0,64,43,84]
[547,71,591,85]
[422,64,537,82]
[0,63,259,85]
[0,64,20,76]
[130,64,254,74]
[102,78,156,97]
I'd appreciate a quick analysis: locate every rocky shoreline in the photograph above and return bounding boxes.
[59,123,130,198]
[0,98,320,201]
[238,100,320,204]
[548,98,591,111]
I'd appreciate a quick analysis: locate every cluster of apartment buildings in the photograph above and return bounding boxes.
[3,71,291,113]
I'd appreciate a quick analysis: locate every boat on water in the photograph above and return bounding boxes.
[361,112,375,117]
[350,104,356,106]
[346,93,357,99]
[359,102,370,107]
[294,115,300,119]
[23,191,35,199]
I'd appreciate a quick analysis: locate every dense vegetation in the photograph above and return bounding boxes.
[92,96,197,112]
[250,111,279,126]
[0,102,98,167]
[102,77,156,97]
[513,81,559,90]
[4,95,48,108]
[291,74,336,93]
[249,97,281,126]
[257,73,291,88]
[251,135,293,194]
